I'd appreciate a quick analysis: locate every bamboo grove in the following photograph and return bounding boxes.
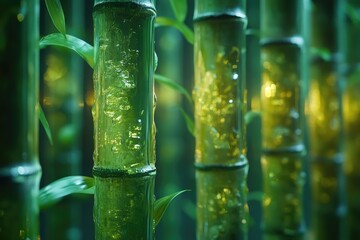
[1,0,360,239]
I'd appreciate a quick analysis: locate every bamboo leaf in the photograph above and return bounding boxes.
[38,103,53,145]
[346,3,360,24]
[169,0,187,22]
[310,47,332,62]
[154,190,189,226]
[45,0,66,37]
[39,33,94,68]
[155,17,194,44]
[154,74,192,105]
[245,111,261,125]
[180,108,195,137]
[39,176,95,209]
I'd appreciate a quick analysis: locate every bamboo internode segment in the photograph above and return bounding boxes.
[261,0,304,40]
[260,0,306,238]
[194,1,248,239]
[261,42,304,153]
[0,0,40,239]
[93,1,156,173]
[194,17,247,166]
[93,0,156,238]
[94,174,155,239]
[261,153,305,237]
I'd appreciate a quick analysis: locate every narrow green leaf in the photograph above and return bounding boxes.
[310,47,332,62]
[45,0,66,36]
[346,3,360,24]
[169,0,187,22]
[180,108,195,137]
[245,111,261,125]
[154,74,192,105]
[38,103,53,145]
[156,17,194,44]
[154,190,189,226]
[39,176,95,209]
[40,33,94,68]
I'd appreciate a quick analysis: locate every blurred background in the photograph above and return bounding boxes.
[37,0,360,239]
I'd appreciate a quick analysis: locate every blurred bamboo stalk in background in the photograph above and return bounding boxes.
[343,0,360,239]
[0,0,41,239]
[92,0,156,238]
[193,1,248,239]
[308,0,346,239]
[245,0,263,239]
[40,1,85,239]
[155,1,187,238]
[260,0,307,239]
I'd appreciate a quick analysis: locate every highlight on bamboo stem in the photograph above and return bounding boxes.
[307,0,346,239]
[260,0,307,238]
[343,0,360,239]
[92,0,156,238]
[193,1,249,239]
[0,0,41,239]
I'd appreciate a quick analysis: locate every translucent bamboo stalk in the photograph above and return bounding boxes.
[93,0,156,238]
[194,1,248,239]
[40,1,85,239]
[260,0,306,238]
[245,0,262,239]
[343,0,360,238]
[0,0,41,239]
[308,0,346,239]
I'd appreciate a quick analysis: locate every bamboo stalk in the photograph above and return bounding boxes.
[92,0,156,238]
[0,0,41,239]
[343,0,360,238]
[308,0,346,239]
[260,0,306,238]
[40,1,85,239]
[193,1,248,239]
[245,0,263,239]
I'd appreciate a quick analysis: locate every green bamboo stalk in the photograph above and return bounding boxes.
[260,0,306,238]
[0,0,41,239]
[40,1,85,239]
[193,1,248,239]
[92,0,156,238]
[343,1,360,239]
[308,0,346,239]
[245,1,263,239]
